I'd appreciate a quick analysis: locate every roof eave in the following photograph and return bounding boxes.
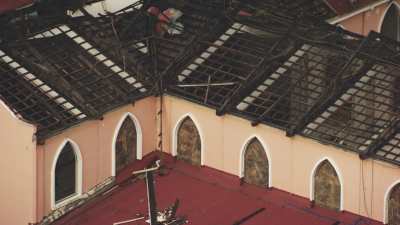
[327,0,390,24]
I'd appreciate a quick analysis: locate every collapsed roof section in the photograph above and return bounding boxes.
[0,0,400,166]
[0,50,84,135]
[132,0,228,79]
[238,0,337,21]
[0,1,152,139]
[0,0,230,139]
[165,1,400,166]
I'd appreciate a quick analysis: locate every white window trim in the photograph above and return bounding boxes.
[51,139,83,210]
[378,1,400,33]
[383,179,400,224]
[309,157,344,211]
[111,112,143,177]
[239,135,272,188]
[171,113,205,166]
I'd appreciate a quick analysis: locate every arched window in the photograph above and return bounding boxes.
[381,4,400,41]
[387,183,400,225]
[176,116,201,166]
[115,116,137,173]
[313,160,341,211]
[243,138,269,187]
[54,142,78,203]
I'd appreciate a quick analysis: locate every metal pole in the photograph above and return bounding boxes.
[146,171,158,225]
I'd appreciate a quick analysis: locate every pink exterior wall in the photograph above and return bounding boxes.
[338,1,399,35]
[162,96,400,223]
[36,97,157,220]
[0,101,37,225]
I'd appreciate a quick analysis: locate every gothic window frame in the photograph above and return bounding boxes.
[310,157,344,211]
[111,112,143,177]
[239,135,272,188]
[172,113,204,166]
[51,139,83,209]
[379,2,400,41]
[384,179,400,224]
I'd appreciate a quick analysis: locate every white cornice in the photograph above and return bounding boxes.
[327,0,390,24]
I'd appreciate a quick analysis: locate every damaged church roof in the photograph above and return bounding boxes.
[0,2,153,139]
[1,0,400,166]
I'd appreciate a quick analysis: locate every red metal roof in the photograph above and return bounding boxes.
[53,153,383,225]
[0,0,33,14]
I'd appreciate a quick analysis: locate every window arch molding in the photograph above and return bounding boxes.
[383,179,400,224]
[378,2,400,33]
[111,112,143,176]
[239,135,272,188]
[309,157,344,211]
[50,138,83,209]
[172,113,204,166]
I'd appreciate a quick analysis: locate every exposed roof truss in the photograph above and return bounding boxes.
[1,0,400,166]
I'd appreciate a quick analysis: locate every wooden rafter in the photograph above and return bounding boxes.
[286,35,372,136]
[216,37,298,116]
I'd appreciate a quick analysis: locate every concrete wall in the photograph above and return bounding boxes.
[36,97,157,220]
[0,100,37,225]
[162,95,400,223]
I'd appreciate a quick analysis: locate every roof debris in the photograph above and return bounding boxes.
[0,0,400,166]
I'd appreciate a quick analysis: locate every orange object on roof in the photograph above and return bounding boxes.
[158,8,183,23]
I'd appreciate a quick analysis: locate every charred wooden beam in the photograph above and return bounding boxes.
[0,61,68,124]
[216,37,297,116]
[3,46,96,122]
[359,118,400,160]
[366,31,400,65]
[285,61,374,136]
[16,43,100,118]
[237,0,336,25]
[162,5,240,91]
[250,65,313,127]
[285,35,372,137]
[162,24,230,88]
[146,8,161,95]
[119,5,146,39]
[69,15,152,89]
[76,54,129,101]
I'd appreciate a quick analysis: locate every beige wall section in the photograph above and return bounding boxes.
[162,95,400,223]
[36,97,157,220]
[0,101,37,225]
[338,0,400,35]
